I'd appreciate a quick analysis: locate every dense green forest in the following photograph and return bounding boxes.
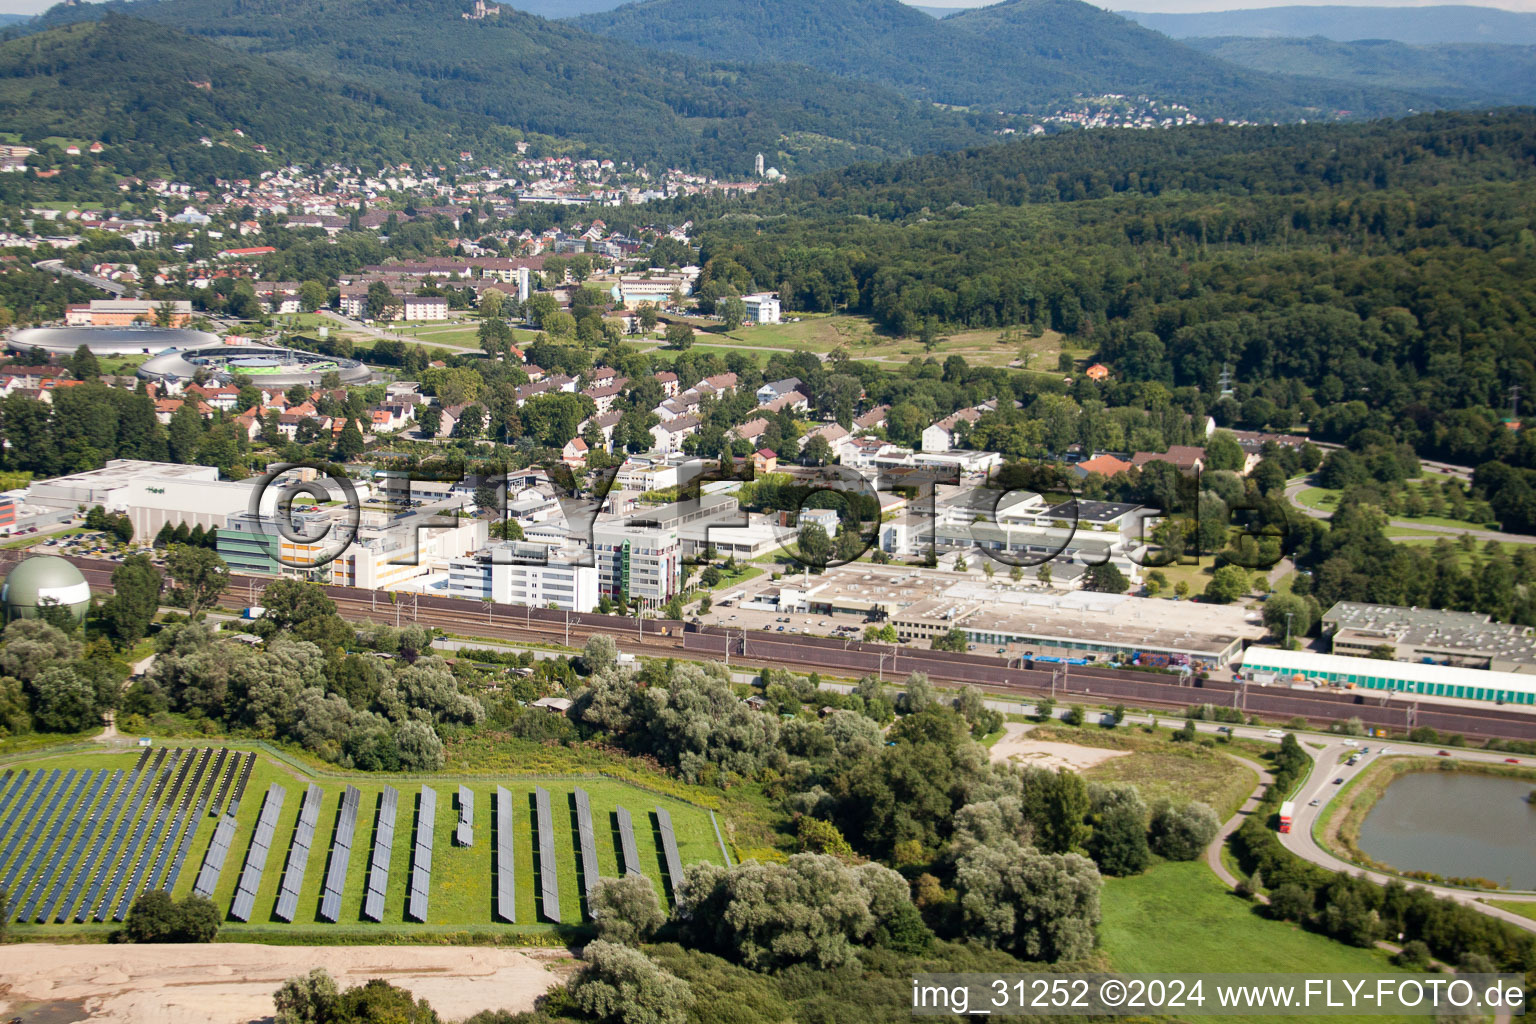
[575,0,1431,119]
[1185,36,1536,107]
[21,0,998,175]
[0,16,531,176]
[678,110,1536,471]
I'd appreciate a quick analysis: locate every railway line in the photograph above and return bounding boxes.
[62,555,1536,742]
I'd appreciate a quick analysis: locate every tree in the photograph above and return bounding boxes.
[329,979,441,1024]
[477,316,512,358]
[478,288,504,319]
[863,623,896,643]
[588,874,665,945]
[1261,591,1310,643]
[796,523,832,569]
[664,323,694,350]
[1204,430,1245,472]
[1086,783,1150,876]
[583,634,619,674]
[1083,563,1129,593]
[298,280,328,313]
[1203,564,1250,604]
[365,281,397,321]
[126,891,220,942]
[102,554,163,646]
[717,295,746,330]
[932,627,968,653]
[336,418,365,459]
[801,434,833,466]
[954,838,1101,962]
[165,545,230,617]
[637,303,659,332]
[1148,800,1220,860]
[896,671,934,713]
[571,941,691,1024]
[416,405,441,438]
[274,968,339,1024]
[29,665,98,732]
[69,343,100,381]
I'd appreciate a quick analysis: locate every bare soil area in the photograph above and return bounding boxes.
[988,722,1133,771]
[0,942,571,1023]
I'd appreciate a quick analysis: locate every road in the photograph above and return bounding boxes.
[1283,476,1536,544]
[34,258,132,296]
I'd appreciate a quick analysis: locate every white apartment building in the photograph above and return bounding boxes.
[593,524,681,603]
[741,292,781,324]
[446,542,599,612]
[402,295,450,321]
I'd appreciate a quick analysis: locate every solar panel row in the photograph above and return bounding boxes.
[275,784,324,923]
[0,768,52,856]
[8,771,89,920]
[574,788,600,913]
[230,784,287,923]
[81,752,164,922]
[1,768,72,892]
[534,786,560,924]
[65,766,147,922]
[167,749,229,891]
[362,786,399,923]
[209,749,237,817]
[0,768,27,820]
[406,786,435,923]
[191,815,237,898]
[454,785,474,848]
[226,753,256,816]
[36,771,122,924]
[150,749,215,893]
[111,749,193,921]
[132,748,152,773]
[655,807,685,905]
[494,786,515,923]
[616,805,642,878]
[318,785,360,923]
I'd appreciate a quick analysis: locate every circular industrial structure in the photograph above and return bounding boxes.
[8,325,221,356]
[138,343,370,387]
[1,555,91,622]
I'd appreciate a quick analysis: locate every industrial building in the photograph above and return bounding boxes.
[218,509,485,589]
[445,543,599,612]
[64,299,192,327]
[1241,646,1536,707]
[592,524,680,604]
[1321,601,1536,673]
[26,460,268,540]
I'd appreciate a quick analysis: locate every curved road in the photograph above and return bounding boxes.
[1283,475,1536,545]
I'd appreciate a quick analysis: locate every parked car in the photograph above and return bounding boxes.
[1308,798,1320,806]
[1505,757,1521,764]
[1332,777,1345,784]
[1436,750,1452,757]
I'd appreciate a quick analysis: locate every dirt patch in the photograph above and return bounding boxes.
[989,722,1132,772]
[0,943,571,1023]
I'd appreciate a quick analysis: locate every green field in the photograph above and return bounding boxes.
[1101,861,1429,1024]
[1484,900,1536,922]
[0,745,728,941]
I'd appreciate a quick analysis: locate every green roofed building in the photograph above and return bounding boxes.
[2,555,91,622]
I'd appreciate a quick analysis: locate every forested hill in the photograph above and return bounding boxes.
[0,15,526,175]
[1120,5,1536,46]
[684,110,1536,471]
[21,0,996,175]
[1183,37,1536,108]
[575,0,1432,120]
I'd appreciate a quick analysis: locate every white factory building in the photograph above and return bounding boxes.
[446,542,600,612]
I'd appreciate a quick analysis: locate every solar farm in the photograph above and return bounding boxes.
[0,748,730,935]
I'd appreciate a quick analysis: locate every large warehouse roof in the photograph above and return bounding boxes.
[1241,646,1536,702]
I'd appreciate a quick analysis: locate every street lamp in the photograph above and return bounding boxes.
[1285,611,1294,647]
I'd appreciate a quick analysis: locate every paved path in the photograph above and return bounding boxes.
[1205,751,1272,890]
[1283,477,1536,545]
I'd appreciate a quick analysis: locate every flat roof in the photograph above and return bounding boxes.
[1322,601,1536,663]
[1241,646,1536,696]
[1045,499,1143,523]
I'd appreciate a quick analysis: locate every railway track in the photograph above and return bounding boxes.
[63,556,1536,742]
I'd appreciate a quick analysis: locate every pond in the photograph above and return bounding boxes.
[1357,770,1536,889]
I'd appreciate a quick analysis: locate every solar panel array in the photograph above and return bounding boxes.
[2,768,73,893]
[654,806,684,902]
[275,784,324,923]
[113,749,196,921]
[363,786,398,923]
[318,785,360,923]
[615,805,642,878]
[534,786,560,923]
[167,749,226,890]
[454,785,473,847]
[0,769,57,868]
[494,786,515,923]
[65,764,146,922]
[192,815,238,898]
[7,770,89,920]
[0,768,27,819]
[81,751,163,922]
[406,786,435,923]
[31,771,117,923]
[230,784,287,923]
[573,788,600,911]
[152,748,212,893]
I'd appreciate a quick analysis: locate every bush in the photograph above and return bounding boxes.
[125,891,220,943]
[589,874,665,946]
[1148,801,1219,861]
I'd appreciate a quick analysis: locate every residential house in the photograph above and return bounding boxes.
[1073,454,1135,478]
[562,437,589,467]
[731,417,771,446]
[921,408,983,453]
[1085,363,1111,382]
[650,414,700,453]
[854,405,889,432]
[753,448,778,473]
[1130,446,1205,474]
[756,377,801,404]
[654,371,679,397]
[759,390,809,415]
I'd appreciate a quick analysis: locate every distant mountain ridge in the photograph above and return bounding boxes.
[21,0,998,175]
[575,0,1435,119]
[1120,5,1536,45]
[1184,36,1536,107]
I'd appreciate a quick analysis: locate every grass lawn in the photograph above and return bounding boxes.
[1295,486,1341,513]
[1101,861,1426,1024]
[1484,900,1536,922]
[0,746,728,942]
